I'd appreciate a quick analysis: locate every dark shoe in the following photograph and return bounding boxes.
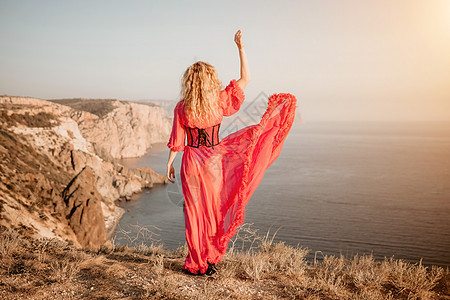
[205,262,217,275]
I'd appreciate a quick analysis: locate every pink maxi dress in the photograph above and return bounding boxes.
[167,79,297,274]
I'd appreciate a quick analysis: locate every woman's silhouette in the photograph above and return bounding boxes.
[166,29,298,275]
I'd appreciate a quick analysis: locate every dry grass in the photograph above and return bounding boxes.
[0,227,22,257]
[48,98,156,118]
[0,224,448,299]
[0,109,60,128]
[48,98,118,118]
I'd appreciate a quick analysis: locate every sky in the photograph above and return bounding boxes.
[0,0,449,122]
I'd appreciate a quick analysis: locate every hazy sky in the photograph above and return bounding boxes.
[1,0,449,121]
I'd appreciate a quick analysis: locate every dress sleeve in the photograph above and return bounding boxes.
[167,103,186,152]
[220,79,245,116]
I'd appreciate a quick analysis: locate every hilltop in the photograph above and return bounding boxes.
[0,225,448,299]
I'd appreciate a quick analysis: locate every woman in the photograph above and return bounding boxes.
[166,29,297,275]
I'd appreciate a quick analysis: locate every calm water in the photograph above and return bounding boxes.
[114,121,450,267]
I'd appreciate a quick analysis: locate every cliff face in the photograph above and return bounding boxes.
[50,98,172,159]
[0,96,168,250]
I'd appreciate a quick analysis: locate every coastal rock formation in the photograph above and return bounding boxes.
[60,166,107,250]
[51,98,172,159]
[0,96,169,250]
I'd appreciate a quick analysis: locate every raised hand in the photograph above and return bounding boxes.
[234,29,244,50]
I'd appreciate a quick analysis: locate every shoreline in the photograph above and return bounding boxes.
[105,140,170,244]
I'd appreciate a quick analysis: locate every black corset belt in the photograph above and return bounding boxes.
[185,123,221,149]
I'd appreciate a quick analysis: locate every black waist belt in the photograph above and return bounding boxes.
[185,123,221,149]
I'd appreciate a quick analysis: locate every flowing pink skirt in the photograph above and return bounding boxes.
[180,93,297,274]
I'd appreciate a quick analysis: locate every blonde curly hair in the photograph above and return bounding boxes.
[180,61,222,126]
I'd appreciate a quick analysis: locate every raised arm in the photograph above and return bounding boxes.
[234,29,251,91]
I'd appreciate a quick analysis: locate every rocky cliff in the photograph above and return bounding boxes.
[0,96,169,250]
[50,98,172,159]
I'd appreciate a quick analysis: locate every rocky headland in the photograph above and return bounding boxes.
[0,96,171,250]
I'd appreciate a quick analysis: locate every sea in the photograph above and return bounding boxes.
[114,121,450,267]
